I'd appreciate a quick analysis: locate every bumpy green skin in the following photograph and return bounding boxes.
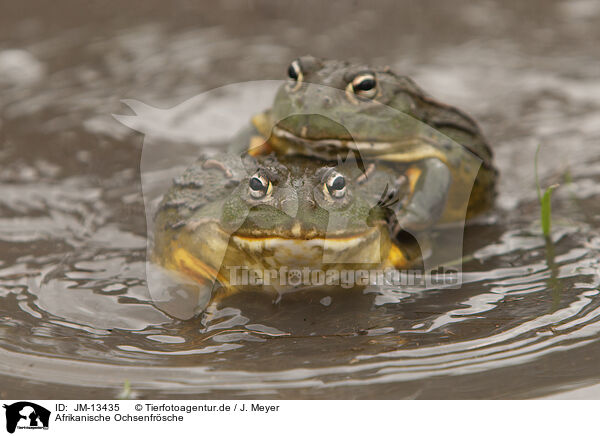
[230,56,497,230]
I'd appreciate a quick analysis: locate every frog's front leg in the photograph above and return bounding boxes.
[393,158,451,232]
[228,114,272,156]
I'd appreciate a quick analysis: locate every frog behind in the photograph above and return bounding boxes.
[231,56,497,231]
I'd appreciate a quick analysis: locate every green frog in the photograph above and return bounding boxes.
[152,153,421,300]
[230,56,497,231]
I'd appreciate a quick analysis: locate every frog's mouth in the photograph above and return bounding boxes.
[269,124,451,168]
[271,125,394,154]
[230,224,384,266]
[252,112,396,156]
[162,221,408,289]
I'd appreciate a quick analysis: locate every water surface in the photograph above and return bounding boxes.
[1,0,599,399]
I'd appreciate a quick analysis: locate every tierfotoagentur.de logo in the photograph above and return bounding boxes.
[2,402,50,434]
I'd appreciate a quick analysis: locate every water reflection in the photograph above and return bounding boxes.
[1,0,600,398]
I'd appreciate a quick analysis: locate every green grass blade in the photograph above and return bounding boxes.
[535,144,559,238]
[541,184,559,238]
[117,379,134,400]
[535,144,542,203]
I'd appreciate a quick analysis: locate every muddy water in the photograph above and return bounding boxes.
[1,0,600,399]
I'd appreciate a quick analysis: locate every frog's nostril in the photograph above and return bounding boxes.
[280,194,299,217]
[322,96,332,108]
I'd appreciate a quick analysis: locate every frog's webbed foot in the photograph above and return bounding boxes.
[391,158,451,233]
[375,174,409,210]
[146,262,215,320]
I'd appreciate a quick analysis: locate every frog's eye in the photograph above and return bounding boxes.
[324,171,347,199]
[248,173,273,199]
[286,60,303,92]
[346,73,378,101]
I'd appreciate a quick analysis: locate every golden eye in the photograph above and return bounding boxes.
[249,173,272,199]
[324,171,347,199]
[286,60,303,92]
[345,73,378,103]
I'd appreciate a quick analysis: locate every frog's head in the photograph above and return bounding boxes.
[154,154,402,287]
[266,56,425,151]
[221,155,396,267]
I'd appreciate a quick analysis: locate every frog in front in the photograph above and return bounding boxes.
[230,56,497,231]
[152,153,421,302]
